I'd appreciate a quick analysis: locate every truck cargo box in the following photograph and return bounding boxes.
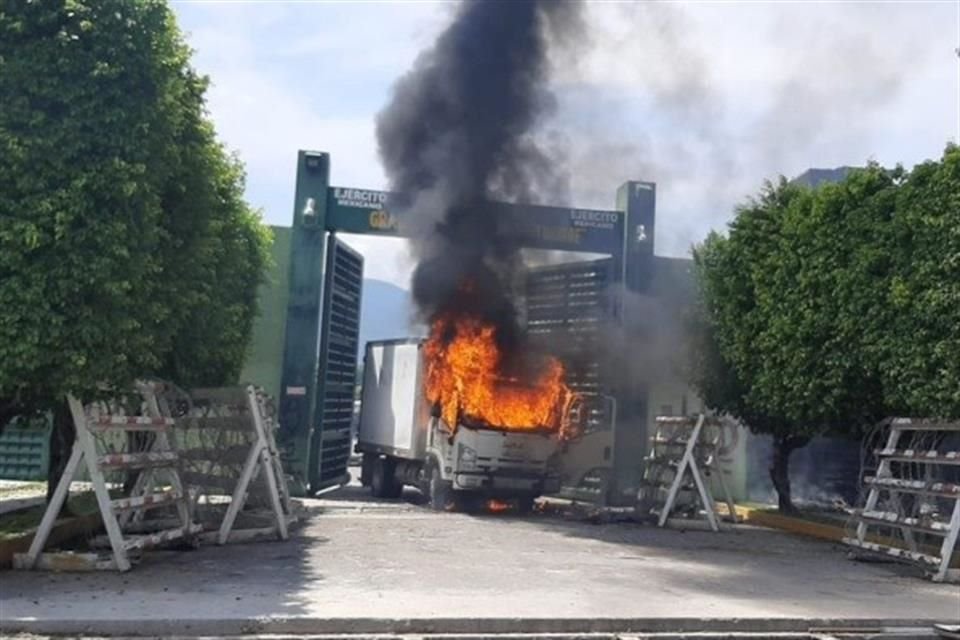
[357,339,429,460]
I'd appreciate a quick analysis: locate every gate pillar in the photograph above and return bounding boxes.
[277,151,330,494]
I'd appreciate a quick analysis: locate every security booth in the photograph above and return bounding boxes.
[246,150,687,503]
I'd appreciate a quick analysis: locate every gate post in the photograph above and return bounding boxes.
[610,181,657,502]
[278,150,330,494]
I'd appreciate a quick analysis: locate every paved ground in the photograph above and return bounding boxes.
[0,480,99,515]
[0,481,46,516]
[1,481,958,635]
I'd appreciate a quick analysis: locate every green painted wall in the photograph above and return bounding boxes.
[239,225,293,401]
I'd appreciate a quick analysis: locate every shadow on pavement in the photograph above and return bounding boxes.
[1,505,327,624]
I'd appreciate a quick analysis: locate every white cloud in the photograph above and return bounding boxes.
[172,2,448,289]
[338,234,414,288]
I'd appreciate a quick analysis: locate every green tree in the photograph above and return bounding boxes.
[691,229,811,513]
[692,149,959,511]
[0,0,270,496]
[155,143,273,390]
[752,167,896,430]
[691,172,896,511]
[879,145,960,418]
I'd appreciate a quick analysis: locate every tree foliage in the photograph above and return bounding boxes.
[691,223,812,512]
[689,234,787,437]
[0,0,270,420]
[690,145,960,511]
[879,147,960,417]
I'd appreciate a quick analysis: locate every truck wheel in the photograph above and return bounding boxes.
[428,464,451,511]
[371,456,393,498]
[516,496,536,514]
[360,454,375,487]
[383,457,403,499]
[453,492,483,514]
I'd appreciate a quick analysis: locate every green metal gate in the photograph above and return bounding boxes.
[525,259,615,398]
[525,258,619,503]
[309,235,363,493]
[271,151,658,493]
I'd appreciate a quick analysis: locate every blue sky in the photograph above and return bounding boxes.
[171,1,960,288]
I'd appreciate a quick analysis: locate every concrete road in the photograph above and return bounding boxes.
[1,482,957,636]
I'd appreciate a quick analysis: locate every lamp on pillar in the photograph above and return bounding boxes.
[616,180,656,294]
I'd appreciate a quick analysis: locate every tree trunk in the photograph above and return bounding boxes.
[0,398,22,438]
[46,400,76,516]
[769,434,808,514]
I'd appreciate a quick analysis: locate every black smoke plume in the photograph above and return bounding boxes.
[376,0,582,356]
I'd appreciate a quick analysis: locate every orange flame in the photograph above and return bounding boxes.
[486,499,511,513]
[423,312,574,435]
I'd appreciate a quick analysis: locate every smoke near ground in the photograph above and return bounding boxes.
[376,0,583,355]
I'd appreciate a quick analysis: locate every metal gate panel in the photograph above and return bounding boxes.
[310,235,363,492]
[525,259,617,503]
[526,261,612,401]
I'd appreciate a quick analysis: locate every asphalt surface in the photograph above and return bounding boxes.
[1,481,958,636]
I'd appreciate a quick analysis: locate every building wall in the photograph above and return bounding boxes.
[239,226,293,401]
[646,375,749,503]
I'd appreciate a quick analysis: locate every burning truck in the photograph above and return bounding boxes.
[357,312,580,512]
[359,0,590,511]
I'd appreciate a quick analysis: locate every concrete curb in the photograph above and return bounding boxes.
[732,506,849,542]
[732,506,960,566]
[0,616,953,637]
[0,495,45,516]
[0,512,102,569]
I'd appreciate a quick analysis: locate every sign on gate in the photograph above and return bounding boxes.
[326,186,625,255]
